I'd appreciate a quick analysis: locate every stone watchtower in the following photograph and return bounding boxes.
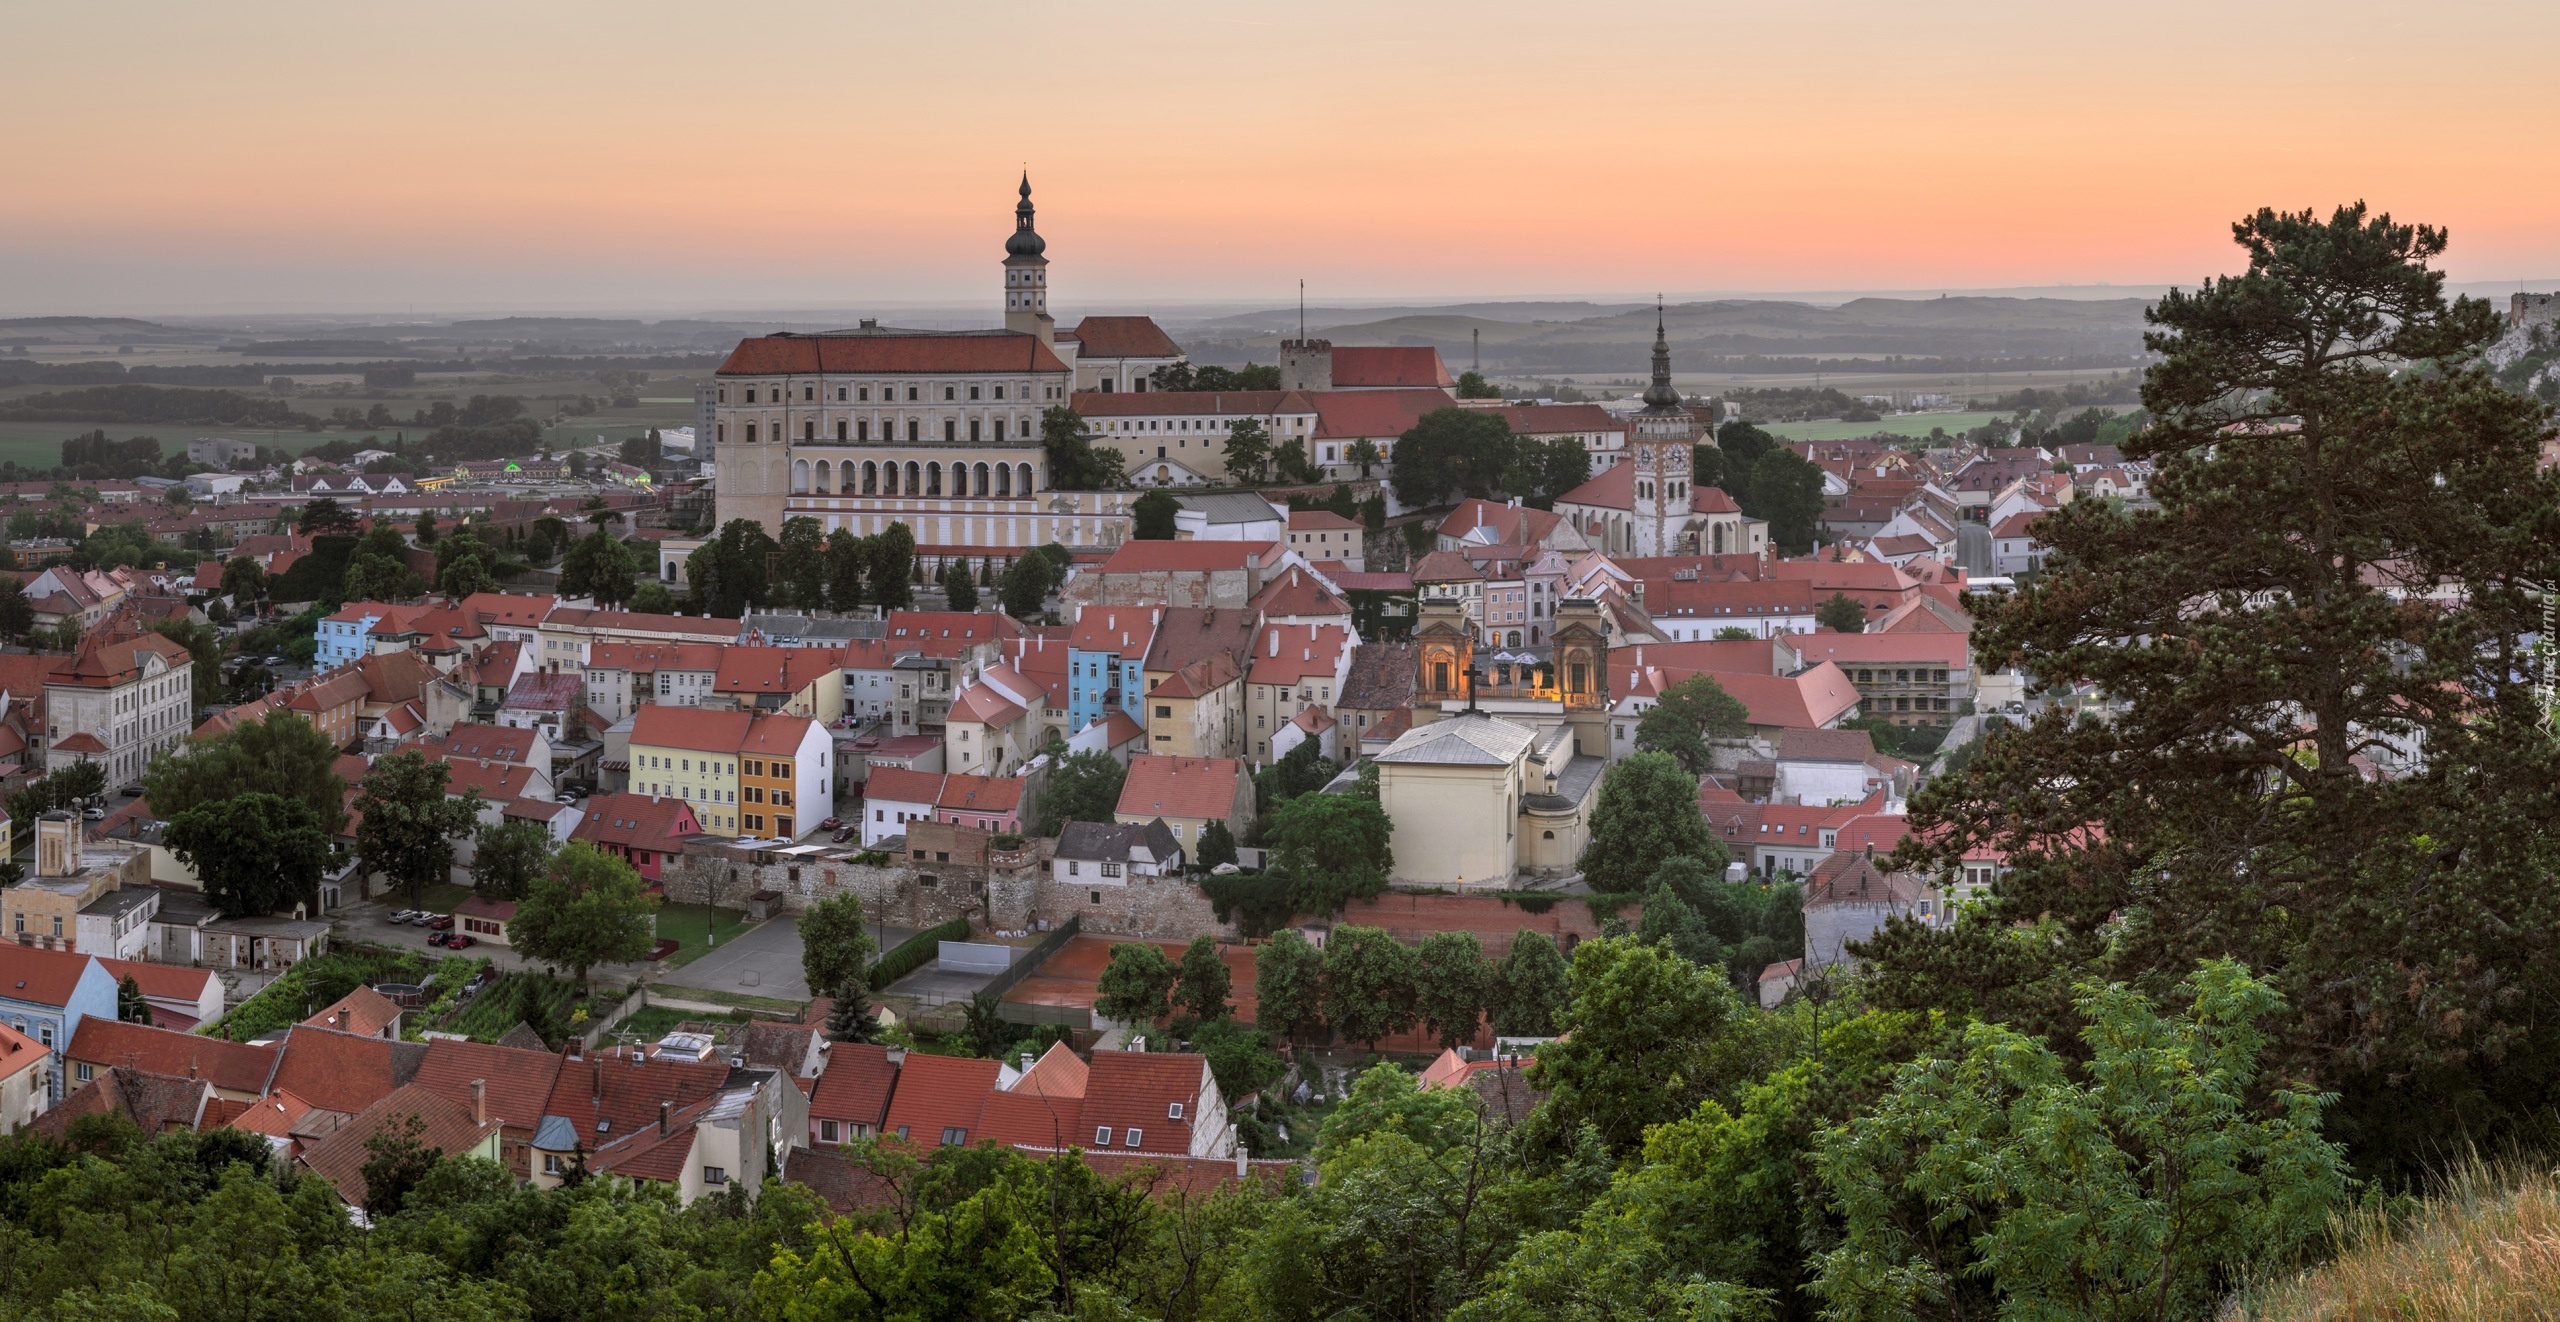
[1628,300,1699,556]
[1003,174,1053,345]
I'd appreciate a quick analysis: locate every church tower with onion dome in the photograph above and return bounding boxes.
[1002,173,1054,345]
[1628,299,1699,556]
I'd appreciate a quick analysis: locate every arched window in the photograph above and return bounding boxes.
[814,460,833,493]
[973,462,990,496]
[1018,463,1035,495]
[792,460,810,494]
[904,461,921,495]
[926,462,943,496]
[996,464,1013,498]
[862,461,878,495]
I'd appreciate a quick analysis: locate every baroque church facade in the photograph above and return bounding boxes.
[709,179,1178,557]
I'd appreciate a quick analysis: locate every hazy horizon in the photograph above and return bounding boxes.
[6,2,2557,318]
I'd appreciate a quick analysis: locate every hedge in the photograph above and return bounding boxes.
[868,917,972,991]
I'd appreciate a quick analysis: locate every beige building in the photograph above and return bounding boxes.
[1142,653,1244,760]
[1373,712,1602,887]
[1,814,152,957]
[0,1022,45,1135]
[44,629,192,787]
[1244,623,1353,766]
[1285,509,1364,570]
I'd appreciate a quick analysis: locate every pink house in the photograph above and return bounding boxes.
[935,773,1025,836]
[570,793,703,882]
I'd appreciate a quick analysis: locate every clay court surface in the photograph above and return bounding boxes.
[1005,935,1261,1023]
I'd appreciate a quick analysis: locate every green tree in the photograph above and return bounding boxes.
[351,751,483,906]
[939,558,979,612]
[1742,449,1826,554]
[776,515,826,612]
[1345,437,1382,478]
[1223,418,1272,484]
[1454,369,1502,400]
[1812,961,2349,1322]
[165,792,331,917]
[1132,488,1180,540]
[799,893,877,1004]
[1528,935,1754,1155]
[866,520,915,611]
[1488,930,1569,1037]
[995,553,1047,618]
[433,533,502,600]
[1271,438,1319,484]
[466,817,555,901]
[0,579,29,640]
[341,522,421,601]
[509,841,660,989]
[1414,930,1489,1050]
[414,510,438,544]
[297,497,359,536]
[1174,935,1232,1021]
[1713,626,1752,641]
[1039,404,1115,491]
[1390,407,1517,508]
[1266,790,1394,916]
[1096,942,1180,1026]
[1578,751,1717,893]
[1195,818,1239,870]
[1321,925,1419,1050]
[144,708,349,832]
[218,555,266,611]
[358,1113,444,1221]
[823,528,866,611]
[825,982,879,1044]
[1188,1016,1285,1106]
[1256,929,1327,1045]
[1033,749,1125,835]
[961,990,1009,1059]
[1253,737,1339,815]
[558,530,638,607]
[628,581,674,614]
[1887,204,2560,1179]
[116,975,152,1026]
[1632,673,1751,776]
[1816,592,1866,633]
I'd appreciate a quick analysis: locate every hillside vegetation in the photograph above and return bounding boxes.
[2250,1161,2560,1320]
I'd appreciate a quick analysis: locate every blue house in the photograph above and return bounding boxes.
[1066,608,1158,734]
[316,602,392,668]
[0,945,117,1101]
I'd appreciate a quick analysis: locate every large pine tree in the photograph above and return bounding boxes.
[1883,204,2560,1176]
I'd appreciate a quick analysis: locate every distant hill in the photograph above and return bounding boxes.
[1186,296,2155,374]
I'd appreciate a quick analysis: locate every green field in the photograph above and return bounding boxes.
[1758,411,2009,443]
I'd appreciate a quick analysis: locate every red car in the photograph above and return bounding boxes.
[426,914,454,931]
[442,933,476,950]
[819,817,843,831]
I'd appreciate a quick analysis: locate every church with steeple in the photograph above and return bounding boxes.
[1549,303,1762,559]
[703,178,1183,555]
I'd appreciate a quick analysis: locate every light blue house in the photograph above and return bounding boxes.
[0,945,117,1101]
[315,602,396,669]
[1066,608,1157,734]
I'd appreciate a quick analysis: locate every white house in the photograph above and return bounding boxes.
[1050,818,1182,887]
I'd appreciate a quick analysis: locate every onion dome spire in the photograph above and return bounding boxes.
[1006,173,1046,259]
[1641,296,1682,410]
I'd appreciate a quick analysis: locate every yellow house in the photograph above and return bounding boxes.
[1141,653,1244,760]
[628,707,751,835]
[1373,712,1601,887]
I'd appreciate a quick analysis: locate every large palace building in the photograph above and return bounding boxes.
[710,177,1180,558]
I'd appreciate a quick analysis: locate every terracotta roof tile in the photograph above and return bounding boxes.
[808,1042,898,1129]
[1079,1051,1209,1156]
[1114,755,1246,824]
[719,331,1068,376]
[880,1052,1001,1150]
[66,1019,277,1095]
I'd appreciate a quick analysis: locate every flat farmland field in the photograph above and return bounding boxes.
[1759,411,2009,442]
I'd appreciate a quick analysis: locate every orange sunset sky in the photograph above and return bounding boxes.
[5,0,2557,314]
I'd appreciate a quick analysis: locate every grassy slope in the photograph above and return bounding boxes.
[2250,1161,2560,1319]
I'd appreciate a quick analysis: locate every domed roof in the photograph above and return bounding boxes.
[1006,173,1046,259]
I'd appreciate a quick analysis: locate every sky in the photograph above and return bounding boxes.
[5,0,2558,316]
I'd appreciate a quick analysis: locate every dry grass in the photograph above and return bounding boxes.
[2250,1159,2560,1320]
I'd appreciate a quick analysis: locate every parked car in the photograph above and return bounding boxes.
[442,933,476,950]
[387,909,414,925]
[819,817,843,831]
[426,914,454,931]
[832,828,854,844]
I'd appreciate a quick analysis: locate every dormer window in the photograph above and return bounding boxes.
[1167,1102,1184,1120]
[1094,1125,1112,1146]
[1124,1127,1143,1147]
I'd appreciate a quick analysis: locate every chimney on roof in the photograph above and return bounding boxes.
[335,1007,349,1030]
[471,1078,487,1126]
[659,1099,671,1137]
[592,1054,603,1103]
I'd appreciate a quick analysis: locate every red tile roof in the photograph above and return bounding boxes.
[411,1038,567,1134]
[1079,1051,1210,1156]
[266,1025,426,1116]
[1069,606,1161,655]
[1327,346,1453,390]
[94,957,215,1007]
[304,985,405,1038]
[435,722,539,764]
[1248,623,1350,686]
[1092,541,1278,574]
[881,1052,1002,1150]
[572,793,701,850]
[718,331,1069,377]
[1068,315,1182,359]
[863,766,946,807]
[977,1087,1086,1151]
[65,1019,277,1095]
[0,944,101,1008]
[1481,402,1619,437]
[1286,509,1361,531]
[298,1083,496,1206]
[538,1043,729,1143]
[807,1042,898,1129]
[1247,567,1350,618]
[936,773,1024,815]
[716,645,839,697]
[630,705,755,752]
[1115,755,1246,823]
[1310,388,1451,439]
